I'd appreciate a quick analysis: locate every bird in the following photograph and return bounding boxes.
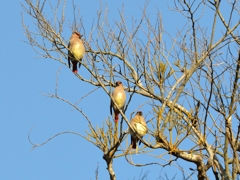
[129,111,148,150]
[68,32,85,74]
[110,81,126,122]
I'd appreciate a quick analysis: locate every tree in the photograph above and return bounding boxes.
[22,0,240,179]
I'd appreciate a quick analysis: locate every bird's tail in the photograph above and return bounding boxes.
[114,113,119,122]
[72,61,78,74]
[131,136,137,149]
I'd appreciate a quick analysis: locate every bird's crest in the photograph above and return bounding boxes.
[115,81,122,86]
[137,111,143,116]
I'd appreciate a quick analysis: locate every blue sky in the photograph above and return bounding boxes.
[0,1,238,179]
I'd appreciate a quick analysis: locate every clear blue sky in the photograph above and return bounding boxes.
[0,1,235,179]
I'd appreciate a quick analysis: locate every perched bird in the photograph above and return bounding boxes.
[68,32,85,74]
[129,111,148,149]
[110,81,126,122]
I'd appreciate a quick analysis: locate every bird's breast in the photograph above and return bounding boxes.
[115,93,125,106]
[71,44,85,60]
[135,123,148,136]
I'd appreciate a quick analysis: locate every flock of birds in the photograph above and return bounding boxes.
[68,31,148,150]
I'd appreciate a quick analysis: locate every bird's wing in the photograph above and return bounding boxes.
[67,43,71,68]
[110,100,113,115]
